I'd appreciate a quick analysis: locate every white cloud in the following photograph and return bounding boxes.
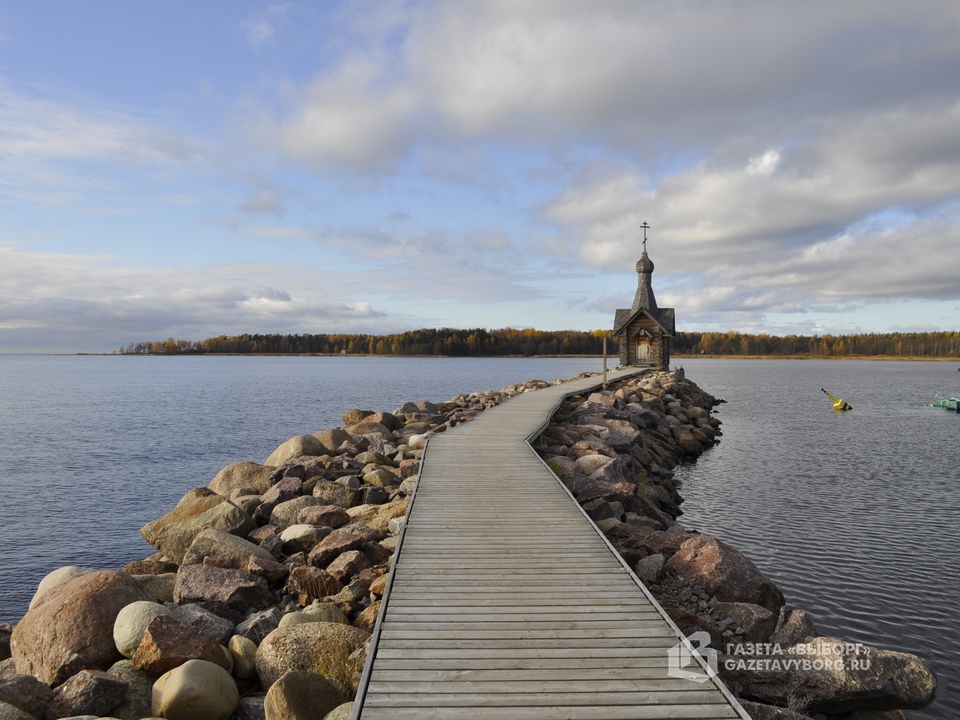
[0,246,387,352]
[243,4,291,48]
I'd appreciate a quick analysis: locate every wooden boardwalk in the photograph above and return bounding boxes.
[353,369,750,720]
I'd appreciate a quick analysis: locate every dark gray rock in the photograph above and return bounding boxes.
[43,669,127,720]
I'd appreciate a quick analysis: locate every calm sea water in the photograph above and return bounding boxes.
[0,355,601,624]
[1,356,955,718]
[672,358,958,720]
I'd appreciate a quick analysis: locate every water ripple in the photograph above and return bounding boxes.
[674,359,959,720]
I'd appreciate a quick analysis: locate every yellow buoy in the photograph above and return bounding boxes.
[821,388,852,411]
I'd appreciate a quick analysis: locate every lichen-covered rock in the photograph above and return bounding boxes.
[11,570,150,685]
[152,659,238,720]
[278,603,349,629]
[255,623,370,689]
[263,670,348,720]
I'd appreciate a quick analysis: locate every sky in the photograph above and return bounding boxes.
[2,1,960,353]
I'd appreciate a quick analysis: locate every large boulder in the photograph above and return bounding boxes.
[664,535,785,612]
[141,491,256,564]
[11,570,150,685]
[113,600,175,658]
[264,670,348,720]
[44,669,127,720]
[265,435,331,467]
[181,527,278,569]
[720,637,937,714]
[209,461,277,497]
[152,659,238,720]
[173,565,274,618]
[255,623,370,689]
[28,566,95,610]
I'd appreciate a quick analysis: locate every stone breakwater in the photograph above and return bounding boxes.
[0,369,937,720]
[536,369,938,720]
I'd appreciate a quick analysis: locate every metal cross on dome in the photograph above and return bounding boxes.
[641,221,650,252]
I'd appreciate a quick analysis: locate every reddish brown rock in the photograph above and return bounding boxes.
[326,550,372,582]
[44,669,127,720]
[248,554,290,585]
[664,535,785,612]
[173,564,274,618]
[132,615,229,675]
[285,566,342,606]
[11,570,150,685]
[353,602,381,633]
[308,525,385,568]
[368,574,389,597]
[298,505,351,528]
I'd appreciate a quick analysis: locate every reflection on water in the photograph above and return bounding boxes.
[673,359,959,720]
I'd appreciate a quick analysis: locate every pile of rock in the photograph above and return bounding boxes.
[536,369,937,720]
[0,378,579,720]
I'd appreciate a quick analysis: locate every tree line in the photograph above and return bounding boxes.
[119,328,615,357]
[120,328,960,358]
[673,331,960,358]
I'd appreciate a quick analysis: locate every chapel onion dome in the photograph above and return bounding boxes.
[635,251,654,275]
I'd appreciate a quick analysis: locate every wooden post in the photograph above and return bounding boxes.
[602,336,608,389]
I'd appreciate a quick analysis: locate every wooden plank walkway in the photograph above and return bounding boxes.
[353,369,750,720]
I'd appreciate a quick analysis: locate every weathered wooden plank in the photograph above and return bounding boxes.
[359,708,738,720]
[363,690,729,707]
